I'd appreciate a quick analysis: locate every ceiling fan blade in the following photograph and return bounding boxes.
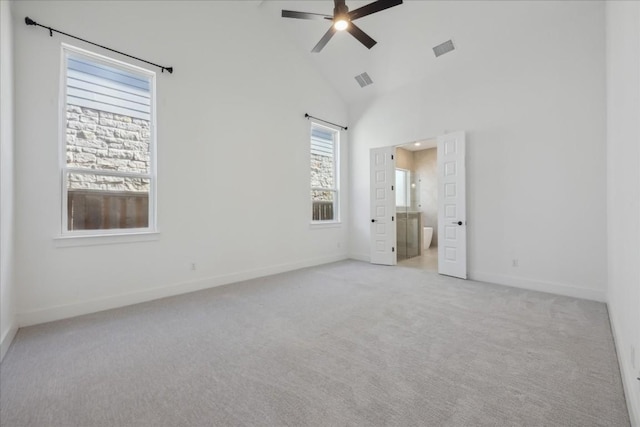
[312,26,337,53]
[282,10,333,20]
[346,22,377,49]
[348,0,403,21]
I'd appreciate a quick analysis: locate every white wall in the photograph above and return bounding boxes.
[606,2,640,424]
[348,1,607,302]
[0,0,17,361]
[11,1,349,326]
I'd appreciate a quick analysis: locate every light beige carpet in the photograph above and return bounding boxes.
[0,260,630,426]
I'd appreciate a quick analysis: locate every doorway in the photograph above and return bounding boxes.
[369,131,467,279]
[394,139,438,272]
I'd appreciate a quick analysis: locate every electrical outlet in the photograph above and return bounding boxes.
[190,263,197,271]
[512,259,519,267]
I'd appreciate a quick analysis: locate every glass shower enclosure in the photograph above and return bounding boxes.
[395,168,421,261]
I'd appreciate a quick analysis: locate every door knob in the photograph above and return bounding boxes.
[452,221,463,226]
[371,219,377,223]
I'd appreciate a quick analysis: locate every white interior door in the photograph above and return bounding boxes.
[437,131,467,279]
[370,147,396,265]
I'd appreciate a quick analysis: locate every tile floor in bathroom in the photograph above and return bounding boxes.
[398,246,438,271]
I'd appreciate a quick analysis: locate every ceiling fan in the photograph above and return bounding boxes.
[282,0,403,53]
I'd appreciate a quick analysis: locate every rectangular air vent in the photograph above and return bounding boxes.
[433,39,455,58]
[354,72,373,88]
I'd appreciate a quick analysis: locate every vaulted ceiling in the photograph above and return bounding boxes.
[259,0,540,106]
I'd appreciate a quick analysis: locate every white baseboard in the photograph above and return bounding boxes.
[470,271,606,302]
[348,253,370,262]
[608,306,640,427]
[0,322,18,362]
[18,254,348,327]
[347,260,606,302]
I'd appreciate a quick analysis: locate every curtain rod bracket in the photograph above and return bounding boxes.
[24,16,174,75]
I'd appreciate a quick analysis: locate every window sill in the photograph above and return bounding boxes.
[309,221,342,229]
[54,231,160,248]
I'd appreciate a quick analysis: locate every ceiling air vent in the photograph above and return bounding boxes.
[355,72,373,88]
[433,40,455,58]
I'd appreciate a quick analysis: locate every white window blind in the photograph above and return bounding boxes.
[311,127,334,158]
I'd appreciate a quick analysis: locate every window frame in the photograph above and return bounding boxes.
[310,121,340,224]
[59,44,158,238]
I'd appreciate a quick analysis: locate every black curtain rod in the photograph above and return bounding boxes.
[305,113,348,131]
[24,17,173,74]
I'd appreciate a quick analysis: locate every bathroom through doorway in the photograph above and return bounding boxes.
[369,131,466,278]
[394,139,438,272]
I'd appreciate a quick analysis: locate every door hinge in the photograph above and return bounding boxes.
[391,154,394,160]
[391,185,394,191]
[392,247,395,252]
[392,216,394,221]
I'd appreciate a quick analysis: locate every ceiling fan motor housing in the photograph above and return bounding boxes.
[334,3,349,19]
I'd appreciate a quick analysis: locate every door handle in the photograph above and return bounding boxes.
[371,219,377,223]
[452,221,463,226]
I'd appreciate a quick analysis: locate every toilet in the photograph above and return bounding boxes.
[423,227,433,250]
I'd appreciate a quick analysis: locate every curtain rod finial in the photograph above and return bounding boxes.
[25,17,37,26]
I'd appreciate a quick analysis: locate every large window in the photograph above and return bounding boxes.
[310,123,339,222]
[61,45,156,235]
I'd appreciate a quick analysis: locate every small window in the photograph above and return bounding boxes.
[395,168,409,207]
[310,123,339,222]
[61,45,156,234]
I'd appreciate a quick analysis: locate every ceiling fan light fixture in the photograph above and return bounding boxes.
[334,18,349,31]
